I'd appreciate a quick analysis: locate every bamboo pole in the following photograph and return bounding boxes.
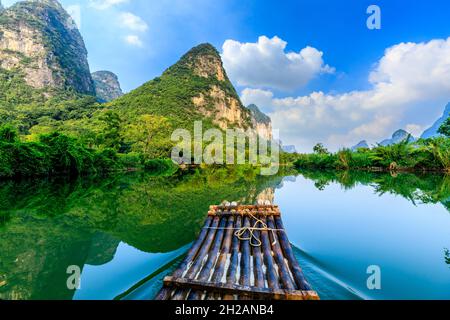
[171,215,220,300]
[239,216,251,287]
[188,216,228,299]
[274,216,312,291]
[209,215,235,299]
[155,216,213,300]
[252,227,265,288]
[266,216,295,290]
[223,215,242,300]
[260,216,280,289]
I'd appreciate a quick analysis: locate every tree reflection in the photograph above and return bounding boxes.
[297,170,450,210]
[0,167,285,300]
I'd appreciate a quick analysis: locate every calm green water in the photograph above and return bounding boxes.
[0,168,449,300]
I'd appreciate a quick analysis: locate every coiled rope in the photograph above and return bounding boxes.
[205,209,283,247]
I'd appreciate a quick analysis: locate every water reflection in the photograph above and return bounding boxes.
[297,170,450,210]
[0,167,286,300]
[278,170,450,300]
[0,168,449,300]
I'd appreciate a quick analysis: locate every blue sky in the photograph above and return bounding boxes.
[3,0,450,151]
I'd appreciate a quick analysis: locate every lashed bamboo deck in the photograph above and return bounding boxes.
[156,205,319,300]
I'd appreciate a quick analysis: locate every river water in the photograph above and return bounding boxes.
[0,168,449,300]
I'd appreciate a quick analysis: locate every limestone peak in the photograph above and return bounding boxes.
[0,0,94,95]
[166,43,228,82]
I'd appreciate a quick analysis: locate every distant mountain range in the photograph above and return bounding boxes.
[0,0,273,150]
[350,102,450,150]
[282,145,297,153]
[351,140,369,151]
[274,139,297,153]
[350,130,415,150]
[421,102,450,139]
[379,129,416,146]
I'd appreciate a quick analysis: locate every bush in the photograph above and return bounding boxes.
[294,153,337,169]
[93,148,119,172]
[117,152,143,169]
[350,152,373,168]
[0,211,10,226]
[0,124,19,143]
[294,137,450,172]
[39,132,95,174]
[0,126,119,178]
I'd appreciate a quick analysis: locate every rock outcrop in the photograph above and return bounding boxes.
[92,71,123,102]
[0,0,94,95]
[247,104,272,141]
[112,43,273,141]
[184,44,255,133]
[181,44,273,140]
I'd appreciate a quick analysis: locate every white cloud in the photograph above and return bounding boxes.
[405,124,425,137]
[119,12,149,32]
[66,5,81,30]
[124,35,143,47]
[241,38,450,152]
[222,36,334,91]
[89,0,129,10]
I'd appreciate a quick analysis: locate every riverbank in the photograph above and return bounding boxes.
[0,125,178,179]
[293,137,450,173]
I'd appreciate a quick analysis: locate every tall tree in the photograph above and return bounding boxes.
[124,114,170,158]
[438,117,450,137]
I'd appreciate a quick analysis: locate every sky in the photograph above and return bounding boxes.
[2,0,450,151]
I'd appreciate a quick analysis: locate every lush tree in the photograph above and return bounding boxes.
[313,143,329,155]
[124,114,171,159]
[0,124,19,143]
[98,111,122,150]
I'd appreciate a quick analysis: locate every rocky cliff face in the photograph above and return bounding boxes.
[0,0,94,95]
[112,43,273,141]
[92,71,123,102]
[181,44,273,139]
[247,104,272,141]
[183,44,254,132]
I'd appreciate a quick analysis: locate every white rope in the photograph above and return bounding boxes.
[205,210,282,247]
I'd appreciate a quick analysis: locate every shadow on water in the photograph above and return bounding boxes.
[0,166,287,300]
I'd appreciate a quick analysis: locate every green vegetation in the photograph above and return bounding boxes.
[0,43,272,178]
[0,123,182,178]
[144,158,178,175]
[0,124,119,178]
[297,169,450,209]
[439,117,450,137]
[294,137,450,173]
[0,167,284,299]
[1,0,95,95]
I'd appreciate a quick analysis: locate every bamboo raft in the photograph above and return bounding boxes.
[156,205,319,300]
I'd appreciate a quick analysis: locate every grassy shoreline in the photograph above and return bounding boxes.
[293,137,450,174]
